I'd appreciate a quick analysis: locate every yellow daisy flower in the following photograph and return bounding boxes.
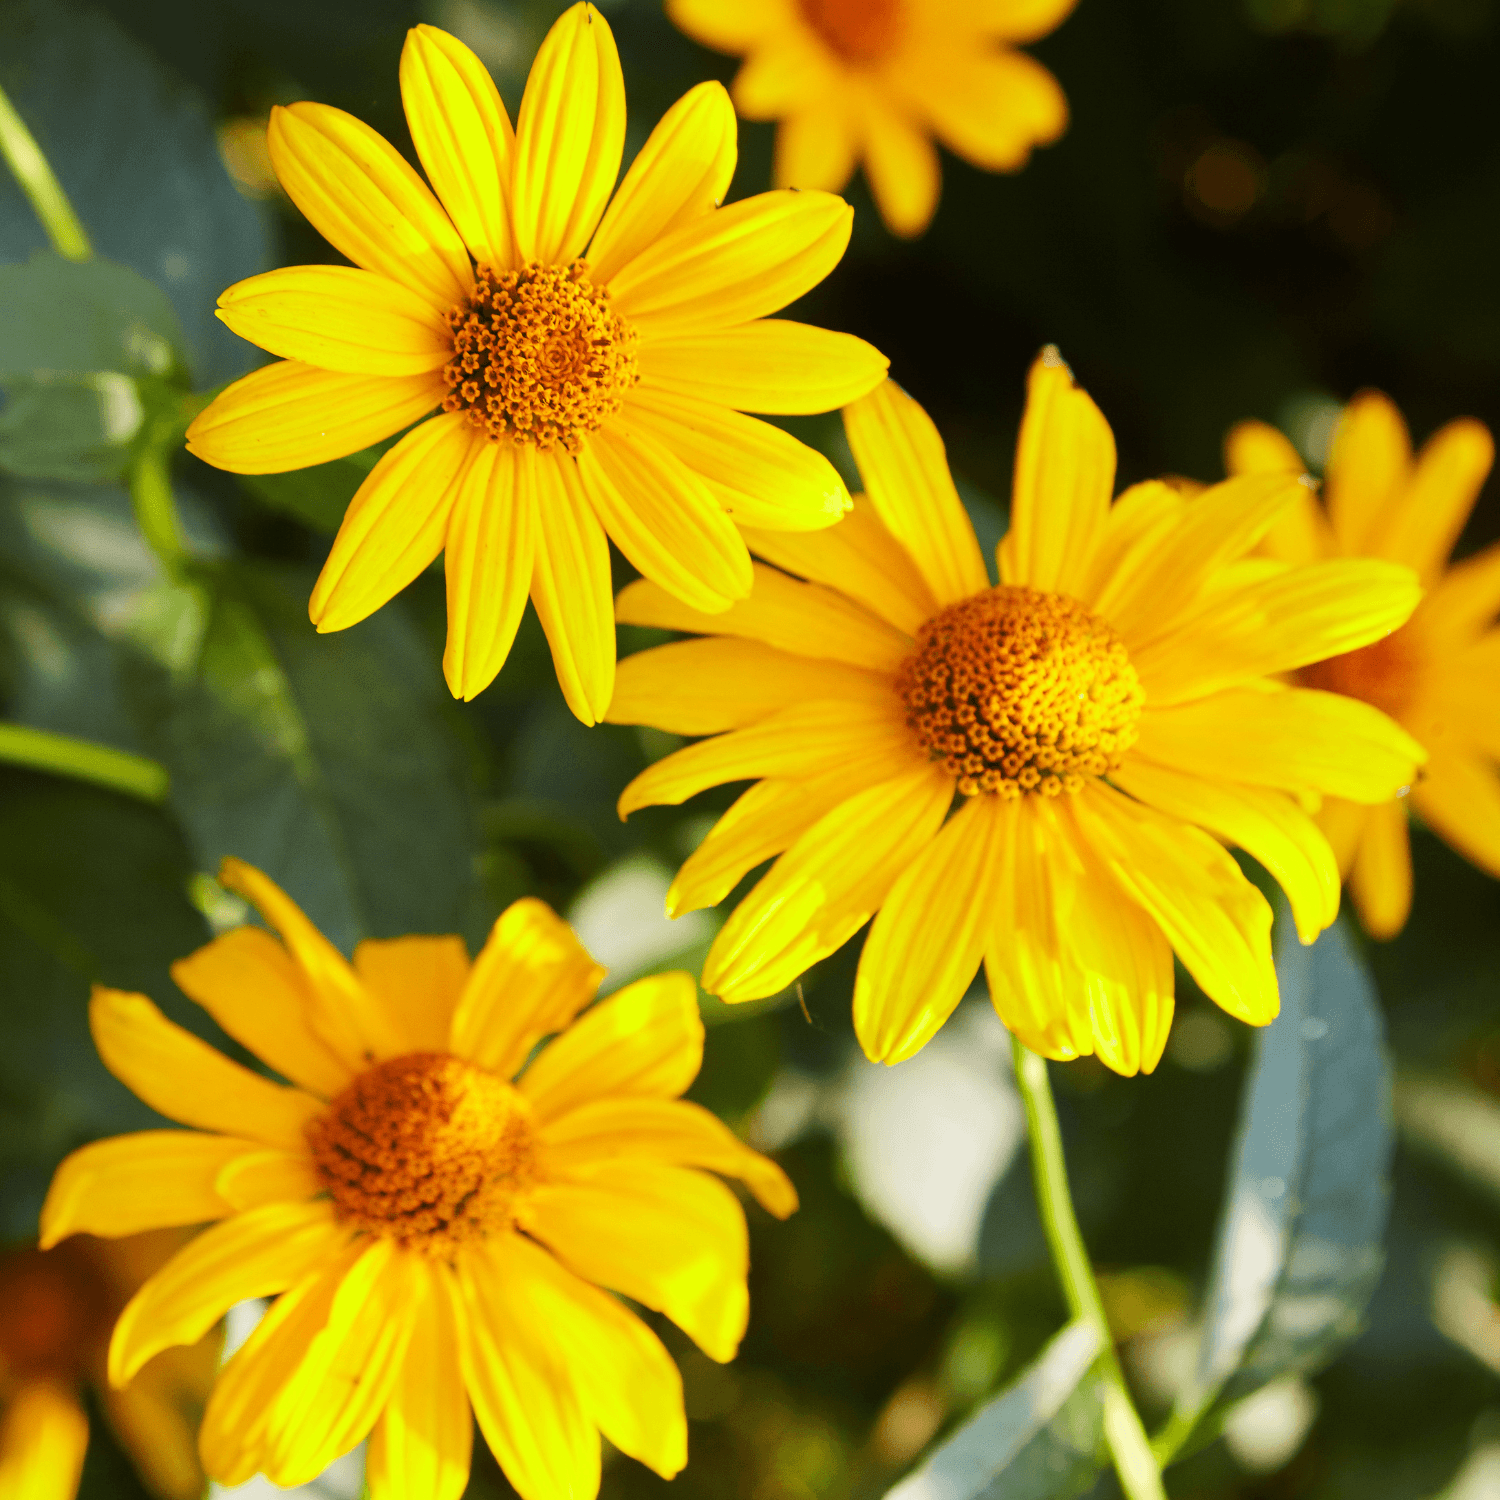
[606,355,1427,1075]
[39,859,795,1499]
[185,4,887,718]
[1226,394,1497,939]
[666,0,1074,238]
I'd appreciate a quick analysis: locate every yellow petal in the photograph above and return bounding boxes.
[0,1382,88,1500]
[1412,751,1500,880]
[860,92,941,240]
[666,0,794,51]
[734,33,838,118]
[588,80,737,285]
[1348,797,1412,940]
[267,102,472,312]
[468,1235,687,1479]
[624,383,850,531]
[542,1095,797,1217]
[606,636,890,735]
[400,24,515,269]
[185,360,445,476]
[843,380,990,606]
[215,1149,323,1212]
[448,898,604,1078]
[1415,537,1500,648]
[1317,796,1367,879]
[519,972,702,1122]
[109,1200,345,1386]
[89,988,322,1150]
[531,450,616,725]
[702,764,954,1003]
[511,2,625,265]
[608,188,853,339]
[216,265,451,376]
[1136,685,1424,805]
[904,44,1067,170]
[774,98,858,194]
[1224,418,1303,477]
[1075,480,1183,605]
[581,420,753,613]
[524,1160,748,1361]
[311,413,477,634]
[1322,390,1411,554]
[442,438,537,702]
[967,0,1080,42]
[170,927,352,1098]
[1374,417,1494,583]
[367,1259,473,1500]
[353,934,471,1053]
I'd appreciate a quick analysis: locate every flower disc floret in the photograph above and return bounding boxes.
[897,585,1145,798]
[441,260,639,453]
[306,1052,537,1254]
[798,0,900,63]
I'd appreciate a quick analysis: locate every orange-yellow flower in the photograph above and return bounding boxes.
[667,0,1074,237]
[607,355,1426,1074]
[40,859,794,1499]
[186,3,887,716]
[1226,395,1497,938]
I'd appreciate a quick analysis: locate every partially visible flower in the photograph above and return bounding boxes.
[607,356,1425,1074]
[187,3,887,717]
[667,0,1074,238]
[0,1233,214,1500]
[41,859,795,1500]
[1226,395,1497,937]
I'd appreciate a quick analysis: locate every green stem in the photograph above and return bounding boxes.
[0,80,91,261]
[0,723,168,802]
[1013,1038,1168,1500]
[130,418,191,579]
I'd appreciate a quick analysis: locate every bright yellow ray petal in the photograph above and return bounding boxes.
[1317,796,1368,880]
[1074,782,1277,1026]
[442,439,537,702]
[702,764,954,1004]
[542,1096,797,1217]
[1412,752,1500,880]
[531,450,616,725]
[1219,421,1332,565]
[1374,417,1494,583]
[518,972,702,1122]
[109,1200,345,1386]
[1348,797,1412,940]
[606,636,890,735]
[89,989,322,1150]
[1416,537,1500,648]
[903,45,1067,170]
[0,1382,88,1500]
[470,1235,687,1479]
[588,80,737,284]
[666,0,796,50]
[843,380,990,606]
[267,102,472,312]
[214,1149,323,1211]
[185,361,445,476]
[1224,419,1303,477]
[448,898,603,1078]
[400,24,515,269]
[511,2,624,266]
[623,384,850,531]
[1322,390,1411,554]
[615,564,912,672]
[353,934,471,1053]
[1074,480,1183,606]
[607,188,853,339]
[734,33,839,119]
[774,97,858,194]
[966,0,1080,42]
[860,91,942,239]
[523,1160,748,1361]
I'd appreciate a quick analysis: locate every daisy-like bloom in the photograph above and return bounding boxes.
[606,355,1428,1075]
[666,0,1074,238]
[39,859,795,1499]
[1225,395,1497,938]
[0,1232,215,1500]
[185,4,887,718]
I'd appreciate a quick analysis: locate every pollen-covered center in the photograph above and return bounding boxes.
[897,586,1145,798]
[1299,625,1418,722]
[441,260,639,454]
[798,0,901,63]
[307,1052,537,1254]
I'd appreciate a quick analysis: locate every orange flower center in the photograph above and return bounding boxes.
[306,1052,537,1255]
[798,0,901,63]
[441,261,639,454]
[1299,625,1418,722]
[897,586,1145,798]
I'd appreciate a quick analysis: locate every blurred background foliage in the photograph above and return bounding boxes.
[1,0,1499,1497]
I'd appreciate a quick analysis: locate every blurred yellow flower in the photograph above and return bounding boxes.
[608,356,1425,1074]
[187,2,887,716]
[667,0,1075,238]
[0,1233,215,1500]
[1227,395,1497,938]
[41,859,794,1500]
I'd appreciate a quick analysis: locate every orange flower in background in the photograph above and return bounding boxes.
[1227,396,1497,938]
[187,3,887,717]
[608,356,1426,1075]
[40,859,794,1500]
[667,0,1075,237]
[0,1233,214,1500]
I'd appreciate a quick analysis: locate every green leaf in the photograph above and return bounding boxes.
[885,1321,1106,1500]
[238,448,381,535]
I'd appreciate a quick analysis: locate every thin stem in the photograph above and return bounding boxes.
[0,723,168,803]
[1013,1038,1168,1500]
[0,80,91,261]
[130,420,190,579]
